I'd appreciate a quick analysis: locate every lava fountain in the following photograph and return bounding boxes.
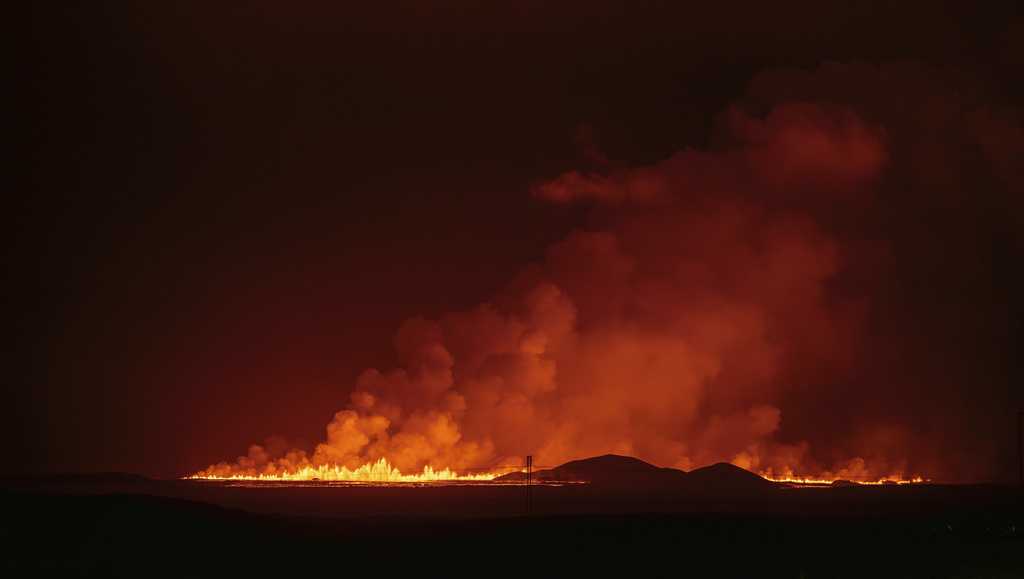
[188,457,508,483]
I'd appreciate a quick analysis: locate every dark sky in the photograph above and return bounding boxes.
[16,2,1022,478]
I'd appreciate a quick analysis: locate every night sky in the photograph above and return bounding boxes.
[16,2,1023,479]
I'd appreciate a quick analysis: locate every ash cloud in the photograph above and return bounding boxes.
[202,62,1022,482]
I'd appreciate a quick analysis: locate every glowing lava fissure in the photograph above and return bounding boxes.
[760,473,927,486]
[187,456,926,486]
[188,457,511,483]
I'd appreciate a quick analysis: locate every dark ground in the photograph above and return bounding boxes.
[1,476,1022,577]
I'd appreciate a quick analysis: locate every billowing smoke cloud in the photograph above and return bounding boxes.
[200,62,1022,482]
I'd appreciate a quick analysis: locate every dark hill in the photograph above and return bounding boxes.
[496,454,688,486]
[495,454,775,496]
[0,472,151,486]
[684,462,777,493]
[548,454,689,483]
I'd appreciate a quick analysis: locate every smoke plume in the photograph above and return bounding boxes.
[199,62,1022,482]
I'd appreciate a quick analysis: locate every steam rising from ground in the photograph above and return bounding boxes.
[197,62,1022,482]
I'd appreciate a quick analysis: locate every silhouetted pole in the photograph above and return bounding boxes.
[1018,410,1022,487]
[526,455,533,515]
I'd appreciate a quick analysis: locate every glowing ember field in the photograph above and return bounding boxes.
[186,457,926,487]
[187,457,518,484]
[762,474,928,486]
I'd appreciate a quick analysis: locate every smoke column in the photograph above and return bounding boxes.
[198,62,1023,483]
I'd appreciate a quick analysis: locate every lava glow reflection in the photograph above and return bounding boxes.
[187,457,504,482]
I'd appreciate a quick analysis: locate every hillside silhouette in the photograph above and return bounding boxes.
[495,454,776,495]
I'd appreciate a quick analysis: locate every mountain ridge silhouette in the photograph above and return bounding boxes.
[495,453,776,494]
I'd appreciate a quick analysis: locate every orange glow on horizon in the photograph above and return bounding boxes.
[187,457,507,482]
[188,456,928,486]
[760,472,927,486]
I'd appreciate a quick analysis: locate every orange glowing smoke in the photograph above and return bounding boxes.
[189,62,1024,484]
[186,100,913,486]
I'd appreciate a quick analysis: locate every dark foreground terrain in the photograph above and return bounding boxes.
[2,464,1022,578]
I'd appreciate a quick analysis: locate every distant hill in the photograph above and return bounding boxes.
[494,454,775,495]
[0,472,151,487]
[496,454,688,487]
[684,462,777,493]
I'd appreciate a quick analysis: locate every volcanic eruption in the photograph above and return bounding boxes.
[193,62,1022,485]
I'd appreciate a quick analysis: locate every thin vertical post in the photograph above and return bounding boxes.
[526,455,533,515]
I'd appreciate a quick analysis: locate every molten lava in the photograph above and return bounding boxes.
[188,456,926,486]
[188,457,505,482]
[760,471,927,486]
